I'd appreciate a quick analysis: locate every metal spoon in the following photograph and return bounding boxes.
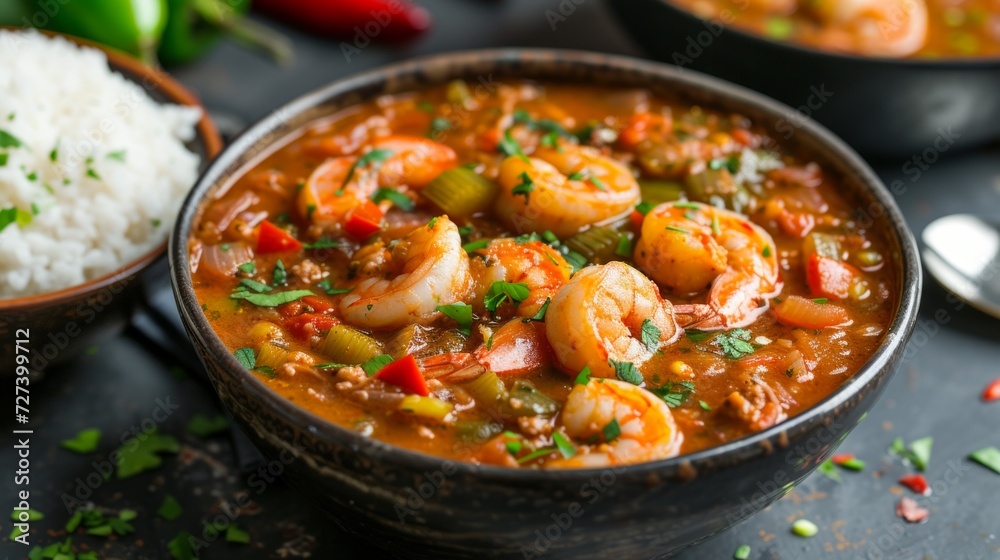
[922,214,1000,319]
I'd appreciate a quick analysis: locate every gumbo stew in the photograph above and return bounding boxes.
[671,0,1000,58]
[189,81,897,469]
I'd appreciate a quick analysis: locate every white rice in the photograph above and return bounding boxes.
[0,30,201,299]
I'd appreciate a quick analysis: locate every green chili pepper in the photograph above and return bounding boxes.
[22,0,168,64]
[159,0,292,66]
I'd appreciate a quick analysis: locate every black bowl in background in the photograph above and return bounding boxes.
[170,50,921,559]
[609,0,1000,159]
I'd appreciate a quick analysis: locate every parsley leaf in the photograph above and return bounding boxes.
[106,150,126,162]
[116,429,180,479]
[615,234,633,258]
[0,129,23,148]
[652,381,695,407]
[344,148,393,185]
[635,201,655,215]
[372,187,415,211]
[610,358,642,385]
[463,239,490,253]
[685,329,712,343]
[239,278,272,293]
[817,459,841,482]
[640,318,660,352]
[303,237,339,249]
[526,297,550,322]
[498,130,526,159]
[317,279,352,295]
[484,281,530,313]
[715,328,756,359]
[272,259,287,286]
[234,347,256,369]
[602,418,621,442]
[187,414,230,438]
[574,366,592,385]
[226,523,251,544]
[708,154,740,174]
[168,530,197,560]
[237,261,256,275]
[230,289,313,307]
[511,171,535,202]
[60,428,101,454]
[157,495,184,521]
[436,302,473,336]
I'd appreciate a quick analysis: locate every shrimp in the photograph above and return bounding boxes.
[468,238,573,319]
[297,156,378,225]
[544,261,680,379]
[550,378,682,468]
[369,135,457,189]
[495,145,641,238]
[805,0,928,58]
[419,319,553,381]
[634,202,782,330]
[339,215,471,329]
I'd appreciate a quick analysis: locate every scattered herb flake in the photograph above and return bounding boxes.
[463,239,490,254]
[511,171,535,202]
[168,530,197,560]
[157,495,184,521]
[272,259,287,286]
[187,414,230,438]
[552,432,576,459]
[483,281,530,313]
[610,359,642,385]
[0,129,23,148]
[602,418,621,442]
[640,318,661,352]
[303,237,339,249]
[226,523,251,544]
[436,302,473,336]
[699,400,712,411]
[665,225,690,234]
[372,187,415,211]
[116,429,180,479]
[230,289,313,307]
[817,459,841,482]
[615,234,633,258]
[653,380,695,407]
[60,428,101,454]
[715,328,755,359]
[574,366,592,385]
[106,150,126,161]
[527,297,550,322]
[237,261,256,275]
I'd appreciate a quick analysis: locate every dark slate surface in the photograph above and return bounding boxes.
[3,1,1000,558]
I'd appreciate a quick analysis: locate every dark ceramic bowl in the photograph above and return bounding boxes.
[170,50,921,559]
[0,30,222,373]
[609,0,1000,158]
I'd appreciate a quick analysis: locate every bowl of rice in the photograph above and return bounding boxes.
[0,29,222,371]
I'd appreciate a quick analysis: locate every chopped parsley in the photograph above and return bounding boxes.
[574,366,592,385]
[436,302,473,336]
[709,154,741,174]
[699,400,712,411]
[272,259,287,286]
[890,436,933,471]
[511,171,535,202]
[715,328,755,359]
[187,414,230,438]
[49,146,58,162]
[362,354,394,377]
[429,117,452,137]
[762,245,772,258]
[230,289,313,307]
[610,358,642,385]
[463,239,490,253]
[0,129,23,148]
[106,150,126,161]
[157,495,184,521]
[303,236,339,249]
[526,297,550,322]
[817,459,841,482]
[60,428,101,454]
[234,347,256,369]
[317,278,352,295]
[237,261,256,275]
[498,130,527,160]
[86,168,100,180]
[372,187,415,211]
[483,281,530,313]
[427,216,439,229]
[653,380,695,407]
[640,318,660,352]
[635,201,655,215]
[115,429,180,479]
[344,148,393,186]
[602,418,621,443]
[812,297,829,304]
[665,225,690,234]
[239,278,272,293]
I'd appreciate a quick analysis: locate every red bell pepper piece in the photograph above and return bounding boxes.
[344,199,384,239]
[257,220,302,253]
[283,313,338,340]
[805,253,859,300]
[253,0,431,45]
[629,209,645,230]
[375,354,429,396]
[982,378,1000,402]
[899,474,930,496]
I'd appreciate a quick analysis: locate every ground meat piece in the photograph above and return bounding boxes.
[720,383,788,432]
[334,366,369,391]
[517,416,554,437]
[291,258,325,283]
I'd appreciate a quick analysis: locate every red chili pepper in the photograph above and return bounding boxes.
[982,378,1000,402]
[898,474,930,496]
[629,210,645,230]
[375,354,429,396]
[344,199,384,240]
[257,221,302,253]
[252,0,431,45]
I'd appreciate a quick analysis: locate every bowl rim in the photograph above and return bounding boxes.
[645,0,1000,68]
[0,28,223,311]
[170,48,921,482]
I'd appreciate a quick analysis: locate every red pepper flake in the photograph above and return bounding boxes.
[895,497,929,524]
[982,378,1000,402]
[898,474,931,496]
